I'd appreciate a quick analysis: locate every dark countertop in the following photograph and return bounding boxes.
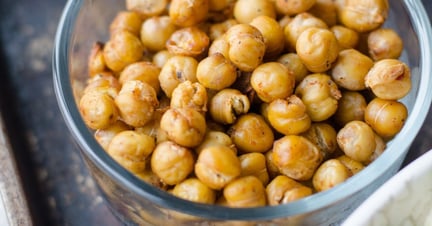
[0,1,431,226]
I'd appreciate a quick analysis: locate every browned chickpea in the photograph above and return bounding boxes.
[265,150,280,179]
[229,113,274,153]
[166,26,210,58]
[239,153,269,185]
[312,159,350,192]
[330,25,359,50]
[368,28,404,61]
[209,89,250,125]
[170,81,208,113]
[126,0,168,17]
[94,120,131,151]
[208,36,230,59]
[209,19,238,41]
[196,53,238,90]
[308,0,337,26]
[160,108,207,148]
[151,141,195,185]
[296,27,339,73]
[267,95,311,135]
[250,15,285,58]
[119,61,161,94]
[365,98,408,139]
[140,16,177,52]
[331,48,374,91]
[88,42,107,77]
[336,155,365,175]
[83,73,120,98]
[272,135,324,181]
[284,13,328,52]
[172,178,216,204]
[158,55,198,98]
[152,50,173,68]
[266,175,313,205]
[334,91,367,127]
[277,53,309,84]
[223,176,267,207]
[195,145,241,190]
[108,130,155,174]
[110,11,143,36]
[301,123,338,159]
[365,59,411,100]
[233,0,276,24]
[195,131,236,155]
[169,0,209,27]
[337,120,376,163]
[103,30,145,72]
[250,62,295,103]
[295,73,341,122]
[275,0,316,16]
[79,90,119,130]
[336,0,389,32]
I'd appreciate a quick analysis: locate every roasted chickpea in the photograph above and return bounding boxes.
[160,108,207,148]
[169,0,209,27]
[152,50,172,68]
[330,25,359,50]
[275,0,316,16]
[368,28,403,61]
[266,175,313,205]
[301,123,338,159]
[336,0,389,32]
[277,53,309,84]
[365,59,411,100]
[337,120,376,163]
[151,141,195,185]
[267,95,311,135]
[170,81,208,113]
[312,159,350,192]
[239,153,269,185]
[195,145,241,190]
[295,73,341,122]
[229,113,274,153]
[233,0,276,24]
[209,89,250,125]
[272,135,324,181]
[250,15,285,58]
[115,80,159,127]
[158,55,198,98]
[366,133,386,164]
[265,150,280,179]
[308,0,337,27]
[334,91,367,127]
[166,26,210,58]
[108,130,155,173]
[223,176,267,207]
[331,48,374,91]
[83,73,120,98]
[195,131,236,155]
[296,27,339,73]
[364,98,408,139]
[196,53,238,90]
[336,155,365,175]
[208,36,230,59]
[103,30,145,72]
[119,61,161,94]
[88,42,107,77]
[79,90,119,130]
[172,178,216,204]
[126,0,168,17]
[140,16,177,52]
[209,19,238,41]
[110,11,142,36]
[94,120,131,151]
[284,13,328,52]
[250,62,295,103]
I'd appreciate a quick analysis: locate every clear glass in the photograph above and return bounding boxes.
[53,0,432,225]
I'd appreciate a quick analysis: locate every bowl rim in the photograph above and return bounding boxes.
[52,0,432,221]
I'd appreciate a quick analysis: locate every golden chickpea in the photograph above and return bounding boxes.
[223,176,267,207]
[79,90,119,130]
[195,145,241,190]
[108,130,155,173]
[330,25,359,50]
[368,28,403,61]
[365,59,411,100]
[334,91,367,127]
[336,155,365,175]
[331,48,374,91]
[267,95,311,135]
[169,0,209,27]
[233,0,276,24]
[140,16,177,52]
[301,123,338,159]
[209,88,250,125]
[295,73,341,122]
[160,108,207,148]
[312,159,350,192]
[209,19,238,41]
[250,15,285,58]
[296,27,339,73]
[110,11,143,36]
[115,80,159,127]
[88,42,107,77]
[166,26,210,58]
[272,135,324,181]
[229,113,274,153]
[337,120,376,163]
[196,53,238,90]
[250,62,295,103]
[172,178,216,204]
[152,50,172,68]
[170,81,208,113]
[94,120,131,151]
[126,0,168,17]
[103,30,145,72]
[239,153,269,185]
[275,0,316,16]
[195,131,236,155]
[151,141,195,185]
[365,98,408,139]
[266,175,313,205]
[119,61,161,94]
[208,36,230,59]
[83,73,120,98]
[277,53,309,84]
[308,0,337,26]
[336,0,389,32]
[158,55,198,98]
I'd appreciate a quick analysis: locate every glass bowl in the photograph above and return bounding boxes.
[53,0,432,225]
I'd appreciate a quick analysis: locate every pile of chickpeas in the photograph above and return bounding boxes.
[79,0,411,207]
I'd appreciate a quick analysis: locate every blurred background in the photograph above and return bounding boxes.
[0,0,431,225]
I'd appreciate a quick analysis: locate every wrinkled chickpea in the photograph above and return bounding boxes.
[284,13,328,52]
[170,81,208,113]
[301,123,338,160]
[209,88,250,125]
[88,42,107,77]
[337,121,376,163]
[94,120,131,150]
[119,61,161,94]
[239,152,269,185]
[166,26,210,58]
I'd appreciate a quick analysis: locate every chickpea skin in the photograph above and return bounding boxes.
[301,123,338,159]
